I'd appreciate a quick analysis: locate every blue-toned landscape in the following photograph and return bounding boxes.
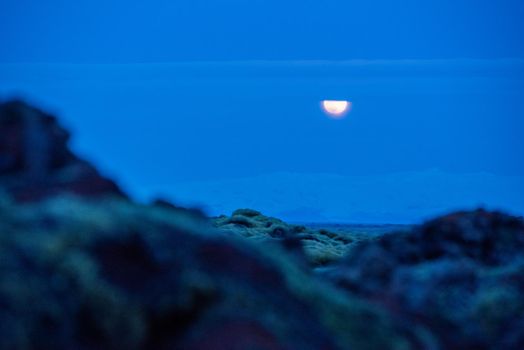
[1,1,524,349]
[1,60,523,223]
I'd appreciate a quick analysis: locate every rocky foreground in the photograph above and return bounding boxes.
[1,99,523,349]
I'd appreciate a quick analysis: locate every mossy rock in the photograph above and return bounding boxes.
[0,196,420,349]
[214,209,368,266]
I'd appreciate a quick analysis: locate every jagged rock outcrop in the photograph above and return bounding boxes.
[319,209,524,349]
[0,100,125,202]
[0,100,421,349]
[0,194,422,350]
[2,99,523,349]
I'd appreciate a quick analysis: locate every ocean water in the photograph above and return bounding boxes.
[1,60,523,223]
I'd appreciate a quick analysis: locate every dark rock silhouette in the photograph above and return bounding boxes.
[1,99,523,349]
[0,185,417,350]
[0,100,418,349]
[319,209,524,349]
[0,100,126,202]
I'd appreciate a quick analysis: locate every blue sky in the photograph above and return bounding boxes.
[1,0,524,62]
[1,1,523,222]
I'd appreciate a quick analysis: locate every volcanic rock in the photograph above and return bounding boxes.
[0,100,419,349]
[214,209,366,266]
[319,209,524,349]
[0,100,125,202]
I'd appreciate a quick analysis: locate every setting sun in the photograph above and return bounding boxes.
[321,100,351,118]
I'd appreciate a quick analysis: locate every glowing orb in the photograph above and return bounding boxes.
[321,100,351,118]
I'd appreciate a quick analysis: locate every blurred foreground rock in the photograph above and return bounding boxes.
[319,209,524,349]
[0,196,419,349]
[0,100,419,349]
[1,99,523,349]
[0,100,125,201]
